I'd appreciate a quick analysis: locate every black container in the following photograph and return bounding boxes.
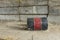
[27,17,48,30]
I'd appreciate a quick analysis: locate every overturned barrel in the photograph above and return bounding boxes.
[27,17,48,30]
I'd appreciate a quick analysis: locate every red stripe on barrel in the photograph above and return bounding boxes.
[34,18,42,30]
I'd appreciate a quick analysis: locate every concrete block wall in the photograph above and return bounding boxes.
[0,0,19,7]
[0,0,60,22]
[0,0,19,21]
[0,0,48,21]
[19,6,48,14]
[49,0,60,16]
[48,0,60,24]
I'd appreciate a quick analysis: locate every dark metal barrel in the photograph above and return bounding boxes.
[27,17,48,30]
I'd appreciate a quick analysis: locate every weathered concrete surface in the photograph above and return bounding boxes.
[49,6,60,15]
[20,0,47,6]
[19,7,33,14]
[0,8,18,14]
[19,6,48,14]
[49,0,60,6]
[0,0,47,7]
[0,0,19,7]
[20,15,47,22]
[0,21,32,40]
[35,0,48,5]
[0,21,60,40]
[20,0,34,6]
[48,15,60,24]
[0,0,60,40]
[0,15,19,21]
[33,31,60,40]
[36,6,48,14]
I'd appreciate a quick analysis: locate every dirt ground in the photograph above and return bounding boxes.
[0,21,60,40]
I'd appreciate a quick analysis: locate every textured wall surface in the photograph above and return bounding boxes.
[0,0,60,22]
[49,6,60,16]
[0,0,19,7]
[0,8,18,14]
[49,0,60,6]
[0,0,48,21]
[20,0,47,6]
[0,0,60,40]
[19,6,48,14]
[0,15,19,21]
[20,15,47,22]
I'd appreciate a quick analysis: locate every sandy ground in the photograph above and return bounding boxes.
[0,21,60,40]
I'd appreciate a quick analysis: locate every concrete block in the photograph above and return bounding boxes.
[48,15,60,24]
[36,6,48,14]
[0,15,19,21]
[20,15,47,22]
[49,6,60,16]
[35,0,48,5]
[49,0,60,6]
[20,0,47,6]
[19,7,33,14]
[20,0,34,6]
[0,0,19,7]
[0,8,18,14]
[19,6,48,14]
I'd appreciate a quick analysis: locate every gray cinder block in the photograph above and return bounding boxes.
[19,7,33,14]
[48,16,60,24]
[19,6,48,14]
[20,15,47,22]
[0,8,18,14]
[0,0,19,7]
[20,0,34,6]
[0,15,19,21]
[35,0,48,5]
[49,0,60,6]
[36,6,48,14]
[49,6,60,16]
[20,0,47,6]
